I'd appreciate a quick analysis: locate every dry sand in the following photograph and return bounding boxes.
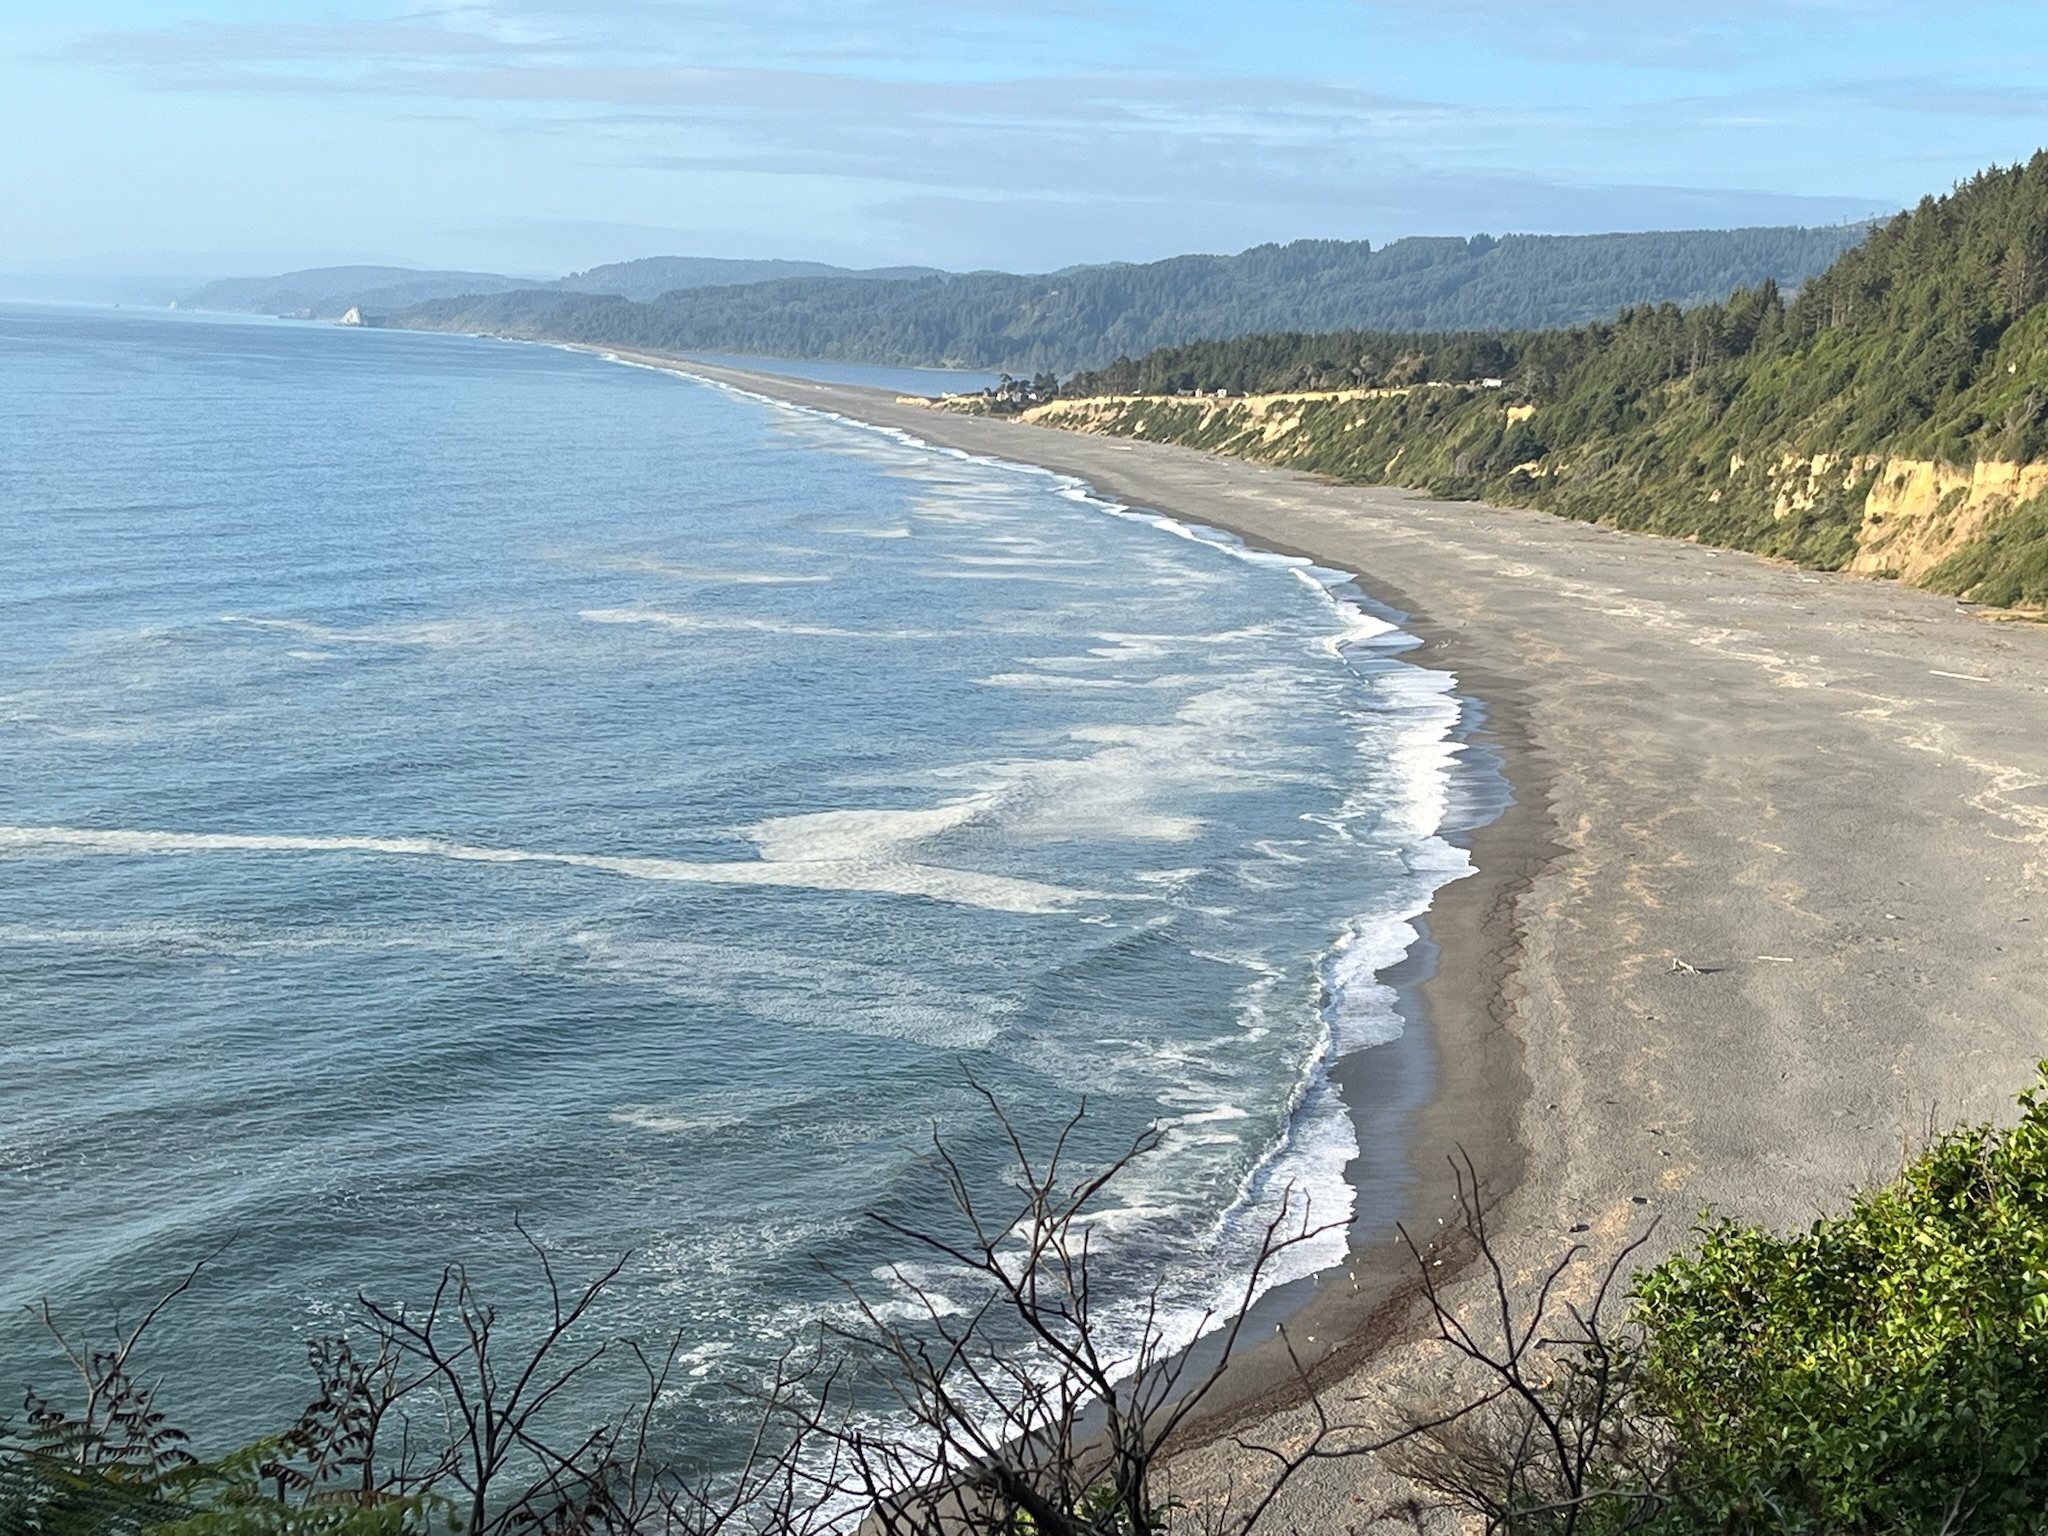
[655,358,2048,1524]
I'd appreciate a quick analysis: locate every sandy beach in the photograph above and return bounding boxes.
[660,356,2048,1518]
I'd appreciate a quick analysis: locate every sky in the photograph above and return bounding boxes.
[6,0,2048,291]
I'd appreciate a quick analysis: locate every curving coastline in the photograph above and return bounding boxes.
[650,351,1515,1349]
[641,356,2048,1451]
[637,357,1551,1410]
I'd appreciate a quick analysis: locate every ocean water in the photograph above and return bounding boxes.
[0,305,1483,1464]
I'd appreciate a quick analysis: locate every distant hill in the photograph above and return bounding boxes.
[179,258,942,320]
[388,225,1871,373]
[554,256,941,303]
[178,266,532,319]
[1021,155,2048,611]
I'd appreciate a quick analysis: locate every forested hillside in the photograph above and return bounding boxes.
[1025,156,2048,610]
[387,225,1865,373]
[180,265,531,318]
[551,255,939,302]
[179,257,936,319]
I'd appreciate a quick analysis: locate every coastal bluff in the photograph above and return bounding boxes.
[680,356,2048,1523]
[998,386,2048,612]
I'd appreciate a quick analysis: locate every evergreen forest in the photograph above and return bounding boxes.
[180,258,939,321]
[386,225,1865,374]
[1033,154,2048,610]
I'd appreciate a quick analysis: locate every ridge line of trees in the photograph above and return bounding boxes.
[1023,153,2048,608]
[383,227,1867,376]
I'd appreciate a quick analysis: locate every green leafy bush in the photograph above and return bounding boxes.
[18,1073,2048,1535]
[1631,1065,2048,1533]
[1926,493,2048,606]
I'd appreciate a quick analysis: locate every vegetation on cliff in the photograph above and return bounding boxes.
[387,226,1865,375]
[1033,155,2048,609]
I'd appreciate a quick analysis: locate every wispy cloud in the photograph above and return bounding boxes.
[54,16,1502,213]
[1893,80,2048,119]
[12,0,2030,273]
[61,0,1131,82]
[1352,0,2028,69]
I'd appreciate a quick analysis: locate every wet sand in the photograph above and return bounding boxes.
[647,358,2048,1516]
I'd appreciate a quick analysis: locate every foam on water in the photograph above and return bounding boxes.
[581,605,937,640]
[0,309,1500,1467]
[615,354,1494,1352]
[0,822,1096,915]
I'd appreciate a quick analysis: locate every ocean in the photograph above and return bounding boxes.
[0,304,1486,1467]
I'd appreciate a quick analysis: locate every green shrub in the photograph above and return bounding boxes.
[1631,1065,2048,1533]
[1927,494,2048,607]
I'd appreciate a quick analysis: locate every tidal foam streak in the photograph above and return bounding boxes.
[632,355,1488,1342]
[0,823,1092,914]
[0,307,1497,1470]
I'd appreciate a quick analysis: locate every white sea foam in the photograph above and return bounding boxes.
[600,346,1501,1358]
[918,696,1275,846]
[748,797,993,861]
[609,1106,748,1135]
[582,555,833,585]
[0,823,1093,915]
[0,918,446,956]
[942,553,1102,569]
[579,606,933,640]
[1290,569,1404,655]
[1356,667,1467,843]
[220,615,508,647]
[909,565,1102,585]
[574,933,1011,1048]
[977,672,1152,691]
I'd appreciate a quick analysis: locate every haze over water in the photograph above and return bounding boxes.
[0,306,1481,1458]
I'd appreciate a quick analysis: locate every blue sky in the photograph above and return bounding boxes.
[6,0,2048,284]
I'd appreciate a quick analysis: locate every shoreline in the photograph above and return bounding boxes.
[612,349,1554,1417]
[582,349,2048,1499]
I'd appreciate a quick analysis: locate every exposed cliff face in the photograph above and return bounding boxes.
[1021,388,1411,457]
[1026,388,1376,447]
[999,391,2048,610]
[1687,447,2048,598]
[1847,458,2048,583]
